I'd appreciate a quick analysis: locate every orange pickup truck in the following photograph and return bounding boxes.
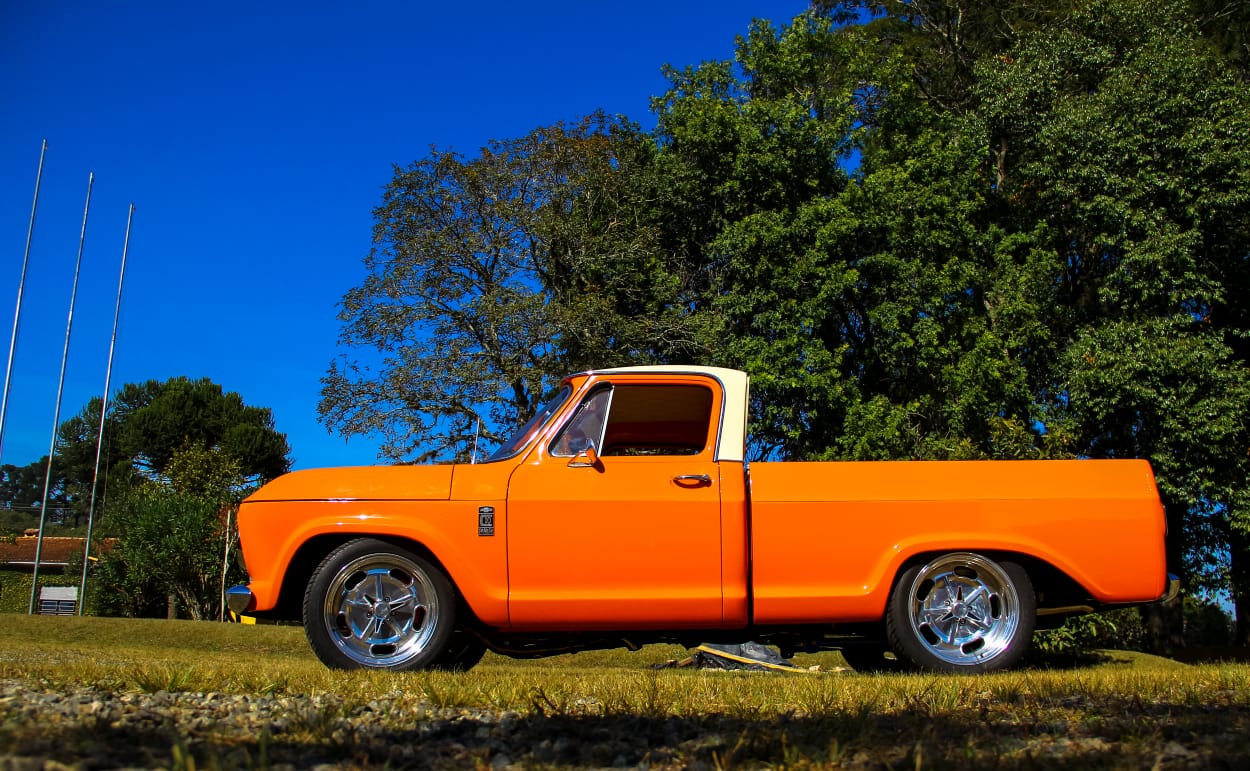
[227,366,1176,673]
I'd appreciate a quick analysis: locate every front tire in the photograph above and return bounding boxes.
[886,552,1035,673]
[304,538,456,671]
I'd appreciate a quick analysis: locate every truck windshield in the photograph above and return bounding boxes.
[486,385,573,462]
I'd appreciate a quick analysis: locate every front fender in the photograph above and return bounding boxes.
[236,498,509,625]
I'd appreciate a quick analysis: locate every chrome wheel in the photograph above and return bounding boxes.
[304,539,455,670]
[887,552,1034,672]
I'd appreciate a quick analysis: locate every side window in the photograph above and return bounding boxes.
[600,385,714,457]
[550,388,612,457]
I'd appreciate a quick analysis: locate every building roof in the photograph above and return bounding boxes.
[0,536,115,568]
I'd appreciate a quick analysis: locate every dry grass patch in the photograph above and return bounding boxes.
[1,614,1248,768]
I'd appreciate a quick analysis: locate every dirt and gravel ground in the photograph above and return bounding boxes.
[2,678,682,769]
[7,677,721,769]
[4,677,1250,770]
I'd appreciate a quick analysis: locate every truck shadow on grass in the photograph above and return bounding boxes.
[1171,646,1250,664]
[6,689,1250,770]
[1023,646,1250,671]
[1020,649,1129,670]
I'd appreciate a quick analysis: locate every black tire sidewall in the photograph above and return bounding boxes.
[303,537,457,671]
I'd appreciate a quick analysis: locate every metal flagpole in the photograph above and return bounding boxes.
[29,172,93,615]
[79,202,133,613]
[0,139,48,460]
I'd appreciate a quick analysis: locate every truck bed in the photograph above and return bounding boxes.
[748,459,1168,624]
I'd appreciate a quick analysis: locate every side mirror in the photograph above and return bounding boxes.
[567,441,601,469]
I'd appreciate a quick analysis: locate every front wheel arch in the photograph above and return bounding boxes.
[274,534,467,622]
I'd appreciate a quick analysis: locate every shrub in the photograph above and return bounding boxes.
[91,488,241,620]
[1033,609,1147,658]
[1183,596,1235,647]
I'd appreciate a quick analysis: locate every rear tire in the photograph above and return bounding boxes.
[303,538,456,671]
[886,552,1035,673]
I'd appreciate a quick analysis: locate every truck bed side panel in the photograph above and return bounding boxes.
[749,459,1167,624]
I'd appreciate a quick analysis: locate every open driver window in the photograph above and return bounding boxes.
[599,384,714,456]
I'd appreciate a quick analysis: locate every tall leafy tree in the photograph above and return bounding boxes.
[58,377,290,495]
[1190,0,1250,76]
[649,0,1250,645]
[813,0,1082,114]
[321,113,710,462]
[973,0,1250,645]
[0,461,46,512]
[646,13,1050,463]
[321,118,594,462]
[646,16,873,460]
[0,458,70,527]
[541,118,719,373]
[75,382,285,620]
[53,381,164,521]
[318,0,1250,647]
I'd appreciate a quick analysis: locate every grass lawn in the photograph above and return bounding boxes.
[1,614,1249,768]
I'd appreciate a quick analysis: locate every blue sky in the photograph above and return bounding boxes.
[0,1,809,471]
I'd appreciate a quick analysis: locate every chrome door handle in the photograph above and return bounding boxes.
[673,474,712,487]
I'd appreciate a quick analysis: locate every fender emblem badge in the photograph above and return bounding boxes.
[478,506,495,536]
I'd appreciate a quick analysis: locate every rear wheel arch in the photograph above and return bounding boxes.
[1008,554,1095,610]
[884,550,1038,673]
[890,549,1089,610]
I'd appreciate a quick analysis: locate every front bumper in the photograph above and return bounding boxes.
[226,584,255,615]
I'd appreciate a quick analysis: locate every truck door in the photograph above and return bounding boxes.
[506,379,727,628]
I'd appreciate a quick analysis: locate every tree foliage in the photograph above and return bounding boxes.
[321,113,713,462]
[969,0,1250,645]
[0,458,69,525]
[57,376,290,501]
[53,378,288,619]
[321,0,1250,645]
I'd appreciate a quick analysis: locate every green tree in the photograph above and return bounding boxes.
[162,443,247,501]
[91,443,252,620]
[812,1,1085,114]
[972,0,1250,647]
[317,0,1250,647]
[541,117,719,373]
[648,0,1250,645]
[321,122,578,462]
[1190,0,1250,76]
[321,113,710,462]
[57,377,290,500]
[118,378,290,484]
[50,383,153,527]
[644,13,1053,464]
[0,458,69,528]
[55,378,289,619]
